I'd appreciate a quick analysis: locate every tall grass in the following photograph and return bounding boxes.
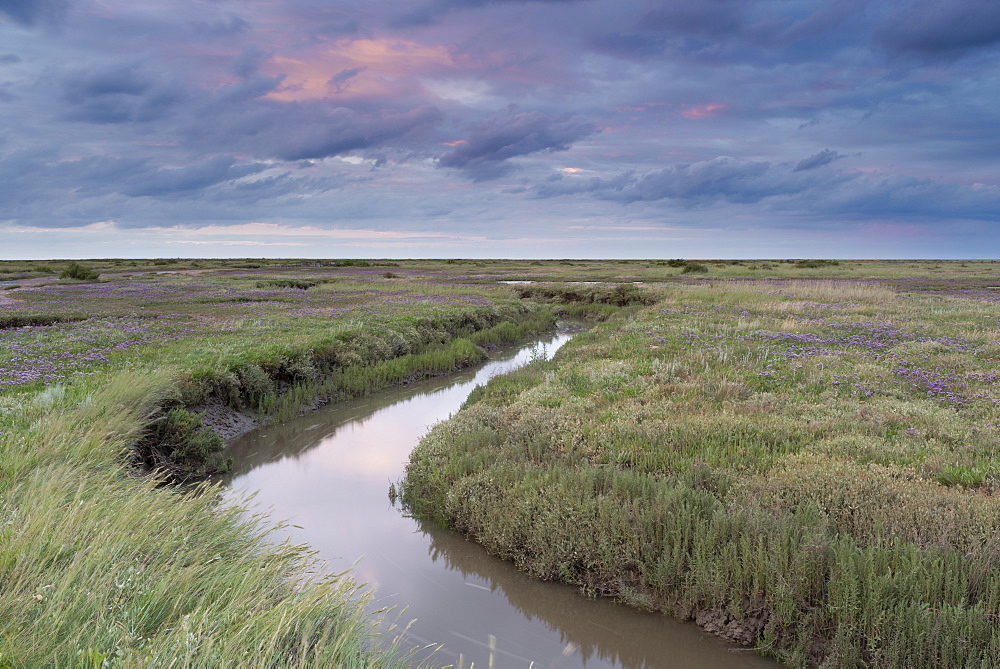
[403,278,1000,665]
[1,374,414,667]
[1,265,563,666]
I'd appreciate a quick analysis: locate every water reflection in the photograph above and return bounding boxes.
[223,327,780,668]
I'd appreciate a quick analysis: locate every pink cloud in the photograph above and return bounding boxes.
[680,103,725,120]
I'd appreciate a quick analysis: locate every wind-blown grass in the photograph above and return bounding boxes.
[0,263,558,666]
[0,374,415,667]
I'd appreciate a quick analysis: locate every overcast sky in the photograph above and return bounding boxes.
[1,0,998,259]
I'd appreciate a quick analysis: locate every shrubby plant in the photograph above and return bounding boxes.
[59,262,99,281]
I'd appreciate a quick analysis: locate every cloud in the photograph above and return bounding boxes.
[535,154,1000,223]
[393,0,582,28]
[794,149,843,172]
[116,157,266,198]
[241,105,445,161]
[232,46,270,79]
[638,0,745,40]
[438,111,597,179]
[189,14,250,37]
[327,66,366,93]
[0,0,69,27]
[877,1,1000,55]
[59,62,185,124]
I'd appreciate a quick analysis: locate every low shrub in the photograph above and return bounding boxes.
[795,259,840,268]
[255,278,318,290]
[59,262,100,281]
[680,262,709,274]
[139,408,229,480]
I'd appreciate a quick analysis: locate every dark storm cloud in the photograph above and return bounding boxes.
[0,0,69,26]
[439,111,597,179]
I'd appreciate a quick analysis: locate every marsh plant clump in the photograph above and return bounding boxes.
[59,262,100,281]
[404,274,1000,666]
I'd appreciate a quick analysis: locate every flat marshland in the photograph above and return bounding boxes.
[2,258,1000,666]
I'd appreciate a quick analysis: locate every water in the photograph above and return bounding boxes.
[223,327,779,668]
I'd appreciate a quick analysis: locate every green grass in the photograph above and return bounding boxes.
[0,262,560,666]
[6,258,1000,666]
[403,271,1000,665]
[0,374,416,667]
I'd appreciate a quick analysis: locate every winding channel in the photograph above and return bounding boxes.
[221,325,779,668]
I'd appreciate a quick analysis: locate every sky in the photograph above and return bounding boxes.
[1,0,999,259]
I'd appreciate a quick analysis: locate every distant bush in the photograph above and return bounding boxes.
[606,283,652,306]
[383,271,399,278]
[59,262,100,281]
[256,279,317,290]
[795,259,840,268]
[32,265,55,274]
[665,259,710,273]
[680,262,709,274]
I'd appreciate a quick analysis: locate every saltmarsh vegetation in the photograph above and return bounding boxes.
[404,272,1000,665]
[0,262,557,666]
[4,258,1000,666]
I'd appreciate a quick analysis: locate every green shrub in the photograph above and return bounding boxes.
[795,259,840,268]
[59,262,100,281]
[680,262,708,274]
[255,279,317,290]
[147,408,229,478]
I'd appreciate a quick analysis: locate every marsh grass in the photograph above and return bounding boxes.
[0,264,565,666]
[7,259,1000,666]
[0,374,419,667]
[404,276,1000,665]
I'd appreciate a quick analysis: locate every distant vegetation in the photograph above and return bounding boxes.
[59,262,100,281]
